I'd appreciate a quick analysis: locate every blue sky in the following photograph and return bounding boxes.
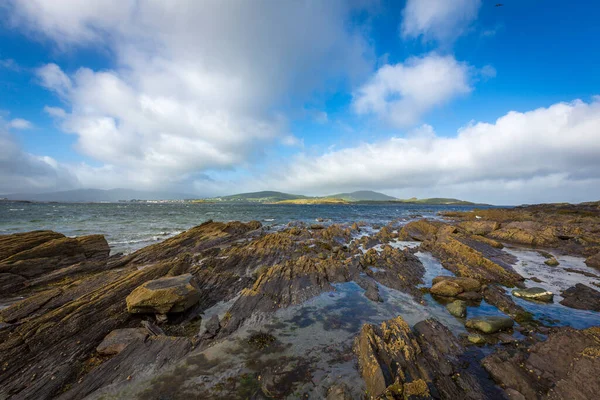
[1,0,600,204]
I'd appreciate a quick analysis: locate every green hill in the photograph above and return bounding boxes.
[327,190,397,202]
[209,191,308,203]
[397,197,476,205]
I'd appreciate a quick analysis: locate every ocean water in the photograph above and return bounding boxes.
[0,202,485,254]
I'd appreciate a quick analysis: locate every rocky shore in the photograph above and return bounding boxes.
[1,202,600,399]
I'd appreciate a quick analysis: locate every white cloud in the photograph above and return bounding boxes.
[353,54,473,127]
[0,120,78,194]
[43,106,67,118]
[9,118,33,129]
[401,0,481,44]
[261,98,600,204]
[7,0,373,190]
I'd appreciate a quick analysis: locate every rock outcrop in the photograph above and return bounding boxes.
[482,284,534,323]
[559,283,600,311]
[586,252,600,270]
[354,316,505,399]
[0,231,110,297]
[482,326,600,399]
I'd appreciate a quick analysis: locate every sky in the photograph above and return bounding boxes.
[1,0,600,205]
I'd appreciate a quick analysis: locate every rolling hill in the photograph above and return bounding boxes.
[328,190,397,202]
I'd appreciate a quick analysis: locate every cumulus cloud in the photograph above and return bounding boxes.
[353,54,473,126]
[0,120,78,194]
[401,0,481,44]
[263,98,600,204]
[7,0,373,190]
[8,118,33,129]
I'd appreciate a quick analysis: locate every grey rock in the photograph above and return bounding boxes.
[465,316,514,334]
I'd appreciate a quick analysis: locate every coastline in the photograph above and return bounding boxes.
[0,201,599,398]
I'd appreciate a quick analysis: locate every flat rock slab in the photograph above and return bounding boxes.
[126,273,200,314]
[482,326,600,399]
[512,287,554,302]
[96,328,149,355]
[465,316,514,334]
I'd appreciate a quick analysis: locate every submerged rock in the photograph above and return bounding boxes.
[126,273,201,314]
[96,328,149,355]
[355,276,382,302]
[512,287,553,302]
[326,383,352,400]
[482,326,600,400]
[467,333,487,344]
[446,300,467,318]
[465,316,514,334]
[560,283,600,311]
[483,285,534,323]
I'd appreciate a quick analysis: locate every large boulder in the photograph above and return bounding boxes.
[430,280,463,297]
[559,283,600,311]
[126,274,201,314]
[465,316,514,334]
[512,287,553,302]
[432,276,482,292]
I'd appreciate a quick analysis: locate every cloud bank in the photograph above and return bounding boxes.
[8,0,373,188]
[261,98,600,204]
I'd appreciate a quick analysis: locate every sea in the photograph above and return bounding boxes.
[0,202,487,255]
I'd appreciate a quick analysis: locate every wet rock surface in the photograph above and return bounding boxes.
[560,283,600,311]
[465,316,514,334]
[482,326,600,400]
[0,202,599,399]
[512,287,554,302]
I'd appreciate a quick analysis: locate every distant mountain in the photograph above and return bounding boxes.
[328,190,397,202]
[2,188,195,202]
[212,191,309,203]
[397,197,477,205]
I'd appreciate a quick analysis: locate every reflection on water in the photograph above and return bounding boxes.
[506,247,600,329]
